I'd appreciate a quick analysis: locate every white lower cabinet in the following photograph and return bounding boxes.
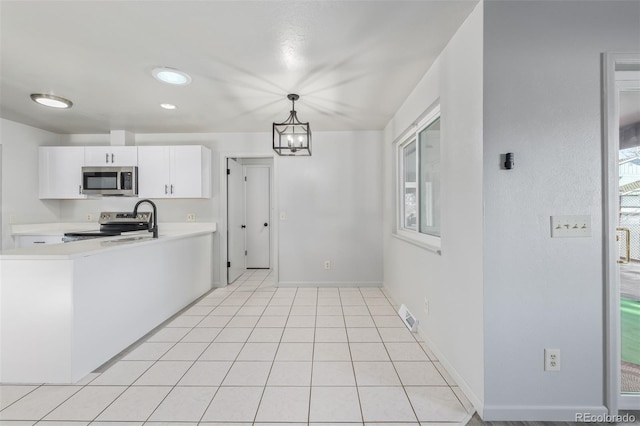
[39,147,86,199]
[15,235,64,248]
[138,145,211,198]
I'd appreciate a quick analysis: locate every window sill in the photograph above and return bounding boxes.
[391,232,441,255]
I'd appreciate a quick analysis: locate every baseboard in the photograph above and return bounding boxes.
[482,405,608,421]
[277,281,383,288]
[418,326,484,419]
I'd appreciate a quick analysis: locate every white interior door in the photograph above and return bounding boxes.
[227,158,245,283]
[245,166,270,268]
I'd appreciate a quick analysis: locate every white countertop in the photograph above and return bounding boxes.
[11,222,100,235]
[2,222,216,260]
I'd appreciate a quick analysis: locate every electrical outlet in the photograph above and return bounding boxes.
[186,213,196,222]
[280,212,286,220]
[544,348,561,371]
[324,260,331,270]
[87,214,93,222]
[424,298,429,315]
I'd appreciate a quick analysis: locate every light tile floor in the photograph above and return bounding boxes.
[0,269,474,425]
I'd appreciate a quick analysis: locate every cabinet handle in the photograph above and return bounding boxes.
[33,241,46,244]
[105,153,109,163]
[170,184,174,194]
[165,184,168,194]
[111,153,114,163]
[79,185,82,195]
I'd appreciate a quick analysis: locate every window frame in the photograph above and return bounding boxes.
[394,105,442,253]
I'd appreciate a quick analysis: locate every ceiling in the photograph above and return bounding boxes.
[0,1,478,135]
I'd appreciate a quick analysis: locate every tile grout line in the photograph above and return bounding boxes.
[378,287,469,421]
[2,274,469,425]
[375,287,423,423]
[307,285,319,424]
[348,287,366,424]
[251,272,293,424]
[197,269,276,424]
[87,282,239,424]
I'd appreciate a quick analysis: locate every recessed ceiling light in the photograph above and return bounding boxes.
[30,93,73,109]
[152,67,192,85]
[160,103,177,110]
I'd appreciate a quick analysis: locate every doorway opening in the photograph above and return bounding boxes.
[604,53,640,413]
[225,156,274,284]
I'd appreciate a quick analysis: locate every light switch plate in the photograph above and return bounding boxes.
[550,215,591,238]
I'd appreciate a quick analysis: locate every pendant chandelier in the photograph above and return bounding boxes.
[272,94,312,156]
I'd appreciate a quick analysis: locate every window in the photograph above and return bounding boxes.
[396,107,441,250]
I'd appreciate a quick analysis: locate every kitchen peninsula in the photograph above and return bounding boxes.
[0,223,216,384]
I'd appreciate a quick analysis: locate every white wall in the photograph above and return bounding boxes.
[482,1,640,420]
[382,2,484,410]
[59,130,384,288]
[278,131,383,286]
[0,118,63,249]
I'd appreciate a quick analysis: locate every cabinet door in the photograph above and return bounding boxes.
[85,146,137,166]
[109,147,137,166]
[39,147,86,199]
[137,146,171,198]
[170,146,204,198]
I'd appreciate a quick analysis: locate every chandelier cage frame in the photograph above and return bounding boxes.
[272,94,312,156]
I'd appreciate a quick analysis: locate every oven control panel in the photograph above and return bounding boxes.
[99,211,152,224]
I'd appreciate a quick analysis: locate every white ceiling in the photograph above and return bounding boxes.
[0,1,478,135]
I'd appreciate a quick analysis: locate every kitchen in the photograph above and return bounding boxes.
[2,0,640,424]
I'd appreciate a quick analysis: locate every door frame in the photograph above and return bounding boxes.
[220,152,278,286]
[603,52,640,414]
[243,163,272,269]
[226,157,245,284]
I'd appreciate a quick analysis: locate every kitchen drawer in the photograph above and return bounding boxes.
[15,235,64,248]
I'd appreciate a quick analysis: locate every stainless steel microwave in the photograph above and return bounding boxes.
[81,166,138,196]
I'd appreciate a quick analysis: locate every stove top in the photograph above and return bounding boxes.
[63,211,153,242]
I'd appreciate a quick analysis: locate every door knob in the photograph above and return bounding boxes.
[264,223,269,227]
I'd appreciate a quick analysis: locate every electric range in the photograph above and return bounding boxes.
[63,211,153,242]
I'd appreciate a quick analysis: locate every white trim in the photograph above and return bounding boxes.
[481,405,608,422]
[602,52,640,416]
[219,152,278,287]
[416,324,482,418]
[619,393,640,410]
[394,105,442,249]
[391,231,442,255]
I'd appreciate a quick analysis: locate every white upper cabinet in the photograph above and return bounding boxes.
[39,146,86,199]
[136,146,171,198]
[137,146,211,199]
[84,146,138,166]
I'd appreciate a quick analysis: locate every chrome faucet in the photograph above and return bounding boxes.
[133,199,158,238]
